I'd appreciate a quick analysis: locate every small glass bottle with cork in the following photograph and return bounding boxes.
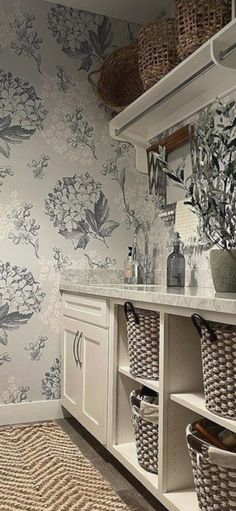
[167,232,185,287]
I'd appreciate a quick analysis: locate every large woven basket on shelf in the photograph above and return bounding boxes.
[176,0,231,61]
[124,302,159,380]
[138,18,177,90]
[131,391,159,474]
[192,314,236,420]
[187,423,236,511]
[96,45,144,112]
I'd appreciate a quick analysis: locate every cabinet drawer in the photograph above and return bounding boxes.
[62,293,109,328]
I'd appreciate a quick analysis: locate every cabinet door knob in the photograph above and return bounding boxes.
[73,330,79,365]
[77,331,83,369]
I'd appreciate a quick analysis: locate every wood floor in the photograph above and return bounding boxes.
[58,417,167,511]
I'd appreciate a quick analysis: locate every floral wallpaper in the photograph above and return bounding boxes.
[0,0,222,412]
[0,0,155,408]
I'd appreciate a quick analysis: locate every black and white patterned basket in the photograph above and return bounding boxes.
[192,314,236,420]
[131,393,159,474]
[124,302,159,380]
[187,422,236,511]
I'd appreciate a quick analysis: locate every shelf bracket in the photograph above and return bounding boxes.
[211,39,236,70]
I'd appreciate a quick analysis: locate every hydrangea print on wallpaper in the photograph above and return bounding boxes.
[0,0,148,411]
[0,262,45,346]
[0,0,217,413]
[0,68,47,158]
[45,173,119,249]
[48,5,113,71]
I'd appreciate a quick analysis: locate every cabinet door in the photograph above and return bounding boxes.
[78,320,108,445]
[62,316,108,445]
[62,317,82,419]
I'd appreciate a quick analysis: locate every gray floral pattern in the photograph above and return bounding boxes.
[25,335,48,361]
[10,13,42,72]
[48,6,113,71]
[4,385,30,404]
[45,172,119,249]
[0,352,11,366]
[85,254,116,269]
[65,107,96,159]
[8,203,40,258]
[27,154,50,179]
[56,65,72,93]
[0,69,47,158]
[0,262,45,345]
[41,356,61,400]
[0,165,14,189]
[53,247,72,272]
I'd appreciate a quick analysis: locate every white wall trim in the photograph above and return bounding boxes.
[0,400,66,426]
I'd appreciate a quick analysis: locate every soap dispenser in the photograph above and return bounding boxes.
[167,232,185,287]
[124,246,133,284]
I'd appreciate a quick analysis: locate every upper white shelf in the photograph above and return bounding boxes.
[109,18,236,168]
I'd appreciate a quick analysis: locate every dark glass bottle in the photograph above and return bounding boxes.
[167,232,185,287]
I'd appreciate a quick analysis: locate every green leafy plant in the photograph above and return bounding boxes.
[157,98,236,250]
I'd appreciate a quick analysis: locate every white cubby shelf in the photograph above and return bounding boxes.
[118,365,159,393]
[171,392,236,433]
[107,301,236,511]
[110,442,158,497]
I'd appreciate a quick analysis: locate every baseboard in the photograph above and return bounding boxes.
[0,399,67,425]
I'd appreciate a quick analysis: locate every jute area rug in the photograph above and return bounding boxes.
[0,421,132,511]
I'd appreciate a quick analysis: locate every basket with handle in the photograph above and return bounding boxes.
[130,389,159,474]
[192,313,236,420]
[176,0,231,62]
[186,421,236,510]
[124,302,159,380]
[89,45,144,113]
[138,18,177,90]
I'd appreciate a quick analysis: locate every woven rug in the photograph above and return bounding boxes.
[0,421,132,511]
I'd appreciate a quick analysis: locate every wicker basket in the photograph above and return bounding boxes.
[192,314,236,420]
[96,45,144,112]
[131,390,159,474]
[187,422,236,510]
[176,0,231,61]
[124,302,159,380]
[138,18,177,90]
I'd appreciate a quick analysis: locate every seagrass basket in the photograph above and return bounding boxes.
[187,422,236,511]
[192,314,236,420]
[131,390,159,474]
[96,45,144,112]
[176,0,231,61]
[124,302,159,380]
[138,18,177,90]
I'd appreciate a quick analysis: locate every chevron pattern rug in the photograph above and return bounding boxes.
[0,421,131,511]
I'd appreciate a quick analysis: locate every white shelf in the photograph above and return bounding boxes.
[110,442,158,497]
[171,392,236,433]
[119,365,159,392]
[109,19,236,171]
[163,489,198,511]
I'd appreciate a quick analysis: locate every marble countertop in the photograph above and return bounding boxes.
[59,281,236,315]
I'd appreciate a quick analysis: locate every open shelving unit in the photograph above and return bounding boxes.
[107,300,236,511]
[109,8,236,171]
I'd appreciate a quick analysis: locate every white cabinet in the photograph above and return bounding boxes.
[62,313,108,444]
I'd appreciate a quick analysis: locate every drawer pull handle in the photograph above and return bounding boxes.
[73,330,79,365]
[77,331,83,369]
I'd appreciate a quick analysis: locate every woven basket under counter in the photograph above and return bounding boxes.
[176,0,231,62]
[124,302,159,380]
[186,422,236,511]
[131,391,159,474]
[138,18,177,90]
[192,314,236,420]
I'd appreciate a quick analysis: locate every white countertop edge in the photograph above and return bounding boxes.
[59,282,236,315]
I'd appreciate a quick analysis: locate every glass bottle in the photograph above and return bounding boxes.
[167,232,185,287]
